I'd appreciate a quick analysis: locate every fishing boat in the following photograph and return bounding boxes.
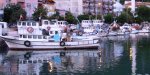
[0,20,99,50]
[81,20,103,35]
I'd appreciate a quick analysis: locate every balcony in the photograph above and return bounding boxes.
[17,0,25,2]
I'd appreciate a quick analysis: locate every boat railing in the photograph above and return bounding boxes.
[65,39,99,46]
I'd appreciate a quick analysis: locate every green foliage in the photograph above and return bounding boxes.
[3,4,26,23]
[120,0,125,4]
[136,6,150,22]
[116,12,133,24]
[134,16,143,24]
[32,6,47,21]
[49,11,64,20]
[77,14,101,22]
[77,14,90,22]
[104,14,114,24]
[65,12,77,24]
[142,0,150,2]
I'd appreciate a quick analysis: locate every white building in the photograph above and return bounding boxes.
[24,0,38,18]
[55,0,83,17]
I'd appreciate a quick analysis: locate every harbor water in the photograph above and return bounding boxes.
[0,33,150,75]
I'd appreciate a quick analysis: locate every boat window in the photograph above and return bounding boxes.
[38,35,42,39]
[32,22,36,26]
[20,35,22,38]
[23,35,27,38]
[1,24,4,28]
[33,35,37,39]
[43,36,47,39]
[27,22,31,26]
[51,36,54,38]
[44,21,49,25]
[22,22,26,26]
[55,31,58,34]
[28,35,32,38]
[18,22,21,26]
[50,21,55,25]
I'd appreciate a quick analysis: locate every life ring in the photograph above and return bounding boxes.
[60,41,65,46]
[24,40,31,47]
[47,26,51,30]
[27,27,34,33]
[78,31,83,36]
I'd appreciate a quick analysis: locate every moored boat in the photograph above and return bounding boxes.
[0,20,99,50]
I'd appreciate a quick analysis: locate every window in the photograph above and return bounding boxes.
[33,35,37,39]
[22,22,26,26]
[50,31,53,34]
[18,22,21,26]
[55,31,58,34]
[27,22,31,26]
[44,21,49,25]
[23,35,27,38]
[28,35,32,38]
[38,35,42,39]
[32,22,36,26]
[1,24,4,28]
[43,36,47,39]
[20,35,22,38]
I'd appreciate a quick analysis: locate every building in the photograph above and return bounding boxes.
[0,0,38,19]
[24,0,38,18]
[101,0,114,15]
[43,0,56,16]
[55,0,83,17]
[82,0,115,16]
[82,0,102,15]
[125,1,150,8]
[16,0,38,18]
[0,0,17,20]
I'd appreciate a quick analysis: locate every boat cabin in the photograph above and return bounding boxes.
[41,19,68,36]
[81,20,103,27]
[17,20,68,41]
[81,20,103,34]
[17,21,42,35]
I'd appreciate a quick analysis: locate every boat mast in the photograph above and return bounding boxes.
[131,0,135,16]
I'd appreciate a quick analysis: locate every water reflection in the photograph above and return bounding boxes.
[0,34,150,75]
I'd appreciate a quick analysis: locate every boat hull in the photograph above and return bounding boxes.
[1,36,99,50]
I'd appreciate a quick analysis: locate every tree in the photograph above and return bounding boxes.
[116,12,133,25]
[65,12,77,24]
[136,6,150,22]
[120,0,125,5]
[104,14,114,24]
[77,14,90,22]
[32,6,47,21]
[77,14,101,22]
[49,11,64,20]
[134,16,143,24]
[3,4,26,23]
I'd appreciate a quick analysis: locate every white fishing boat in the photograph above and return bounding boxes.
[130,23,140,34]
[138,22,150,33]
[119,23,131,35]
[107,21,119,36]
[0,20,99,50]
[81,20,103,35]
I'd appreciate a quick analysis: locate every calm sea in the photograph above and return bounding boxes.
[0,33,150,75]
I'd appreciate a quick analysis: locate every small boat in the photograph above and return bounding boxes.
[107,21,119,36]
[0,20,99,50]
[81,20,103,35]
